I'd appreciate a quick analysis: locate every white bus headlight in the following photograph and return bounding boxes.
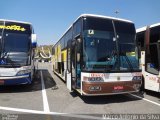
[83,77,104,82]
[16,70,31,76]
[132,76,142,81]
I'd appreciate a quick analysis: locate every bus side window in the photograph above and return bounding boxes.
[146,44,159,75]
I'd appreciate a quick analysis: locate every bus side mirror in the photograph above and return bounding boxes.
[138,42,141,59]
[31,34,37,48]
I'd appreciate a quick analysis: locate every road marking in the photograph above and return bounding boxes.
[129,93,160,107]
[0,106,107,119]
[41,70,50,112]
[0,106,60,114]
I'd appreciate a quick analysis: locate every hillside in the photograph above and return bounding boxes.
[35,45,53,60]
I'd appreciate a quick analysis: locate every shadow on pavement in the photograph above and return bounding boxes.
[0,69,57,93]
[76,93,141,104]
[145,90,160,98]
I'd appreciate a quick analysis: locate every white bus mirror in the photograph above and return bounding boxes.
[31,34,37,48]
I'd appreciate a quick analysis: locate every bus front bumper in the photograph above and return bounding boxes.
[82,81,141,96]
[0,74,32,85]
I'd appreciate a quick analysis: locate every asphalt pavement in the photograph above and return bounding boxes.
[0,62,160,120]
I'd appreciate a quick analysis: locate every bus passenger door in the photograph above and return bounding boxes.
[71,40,76,89]
[71,37,81,89]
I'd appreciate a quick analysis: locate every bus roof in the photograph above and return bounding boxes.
[0,19,31,25]
[136,22,160,33]
[78,14,133,23]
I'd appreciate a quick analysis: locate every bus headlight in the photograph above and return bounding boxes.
[83,77,104,82]
[16,70,31,76]
[132,76,142,81]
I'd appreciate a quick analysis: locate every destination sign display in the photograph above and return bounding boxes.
[0,21,31,34]
[0,25,26,32]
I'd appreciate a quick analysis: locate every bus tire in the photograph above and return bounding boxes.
[33,66,37,80]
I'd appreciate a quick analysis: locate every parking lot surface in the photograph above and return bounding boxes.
[0,63,160,119]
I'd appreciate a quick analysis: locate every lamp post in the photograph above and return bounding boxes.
[114,10,120,18]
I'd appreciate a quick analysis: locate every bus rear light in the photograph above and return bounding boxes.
[0,80,4,85]
[89,86,101,91]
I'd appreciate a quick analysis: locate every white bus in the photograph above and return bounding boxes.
[136,23,160,92]
[0,19,37,85]
[52,14,142,96]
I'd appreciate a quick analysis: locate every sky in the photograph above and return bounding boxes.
[1,0,160,45]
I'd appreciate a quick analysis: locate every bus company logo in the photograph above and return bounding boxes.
[149,77,157,81]
[0,25,26,31]
[90,73,104,78]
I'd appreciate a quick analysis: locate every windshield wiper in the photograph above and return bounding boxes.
[112,20,120,70]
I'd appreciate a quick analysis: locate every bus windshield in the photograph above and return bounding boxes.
[0,21,31,67]
[0,33,31,66]
[4,33,30,52]
[83,18,140,72]
[83,30,118,71]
